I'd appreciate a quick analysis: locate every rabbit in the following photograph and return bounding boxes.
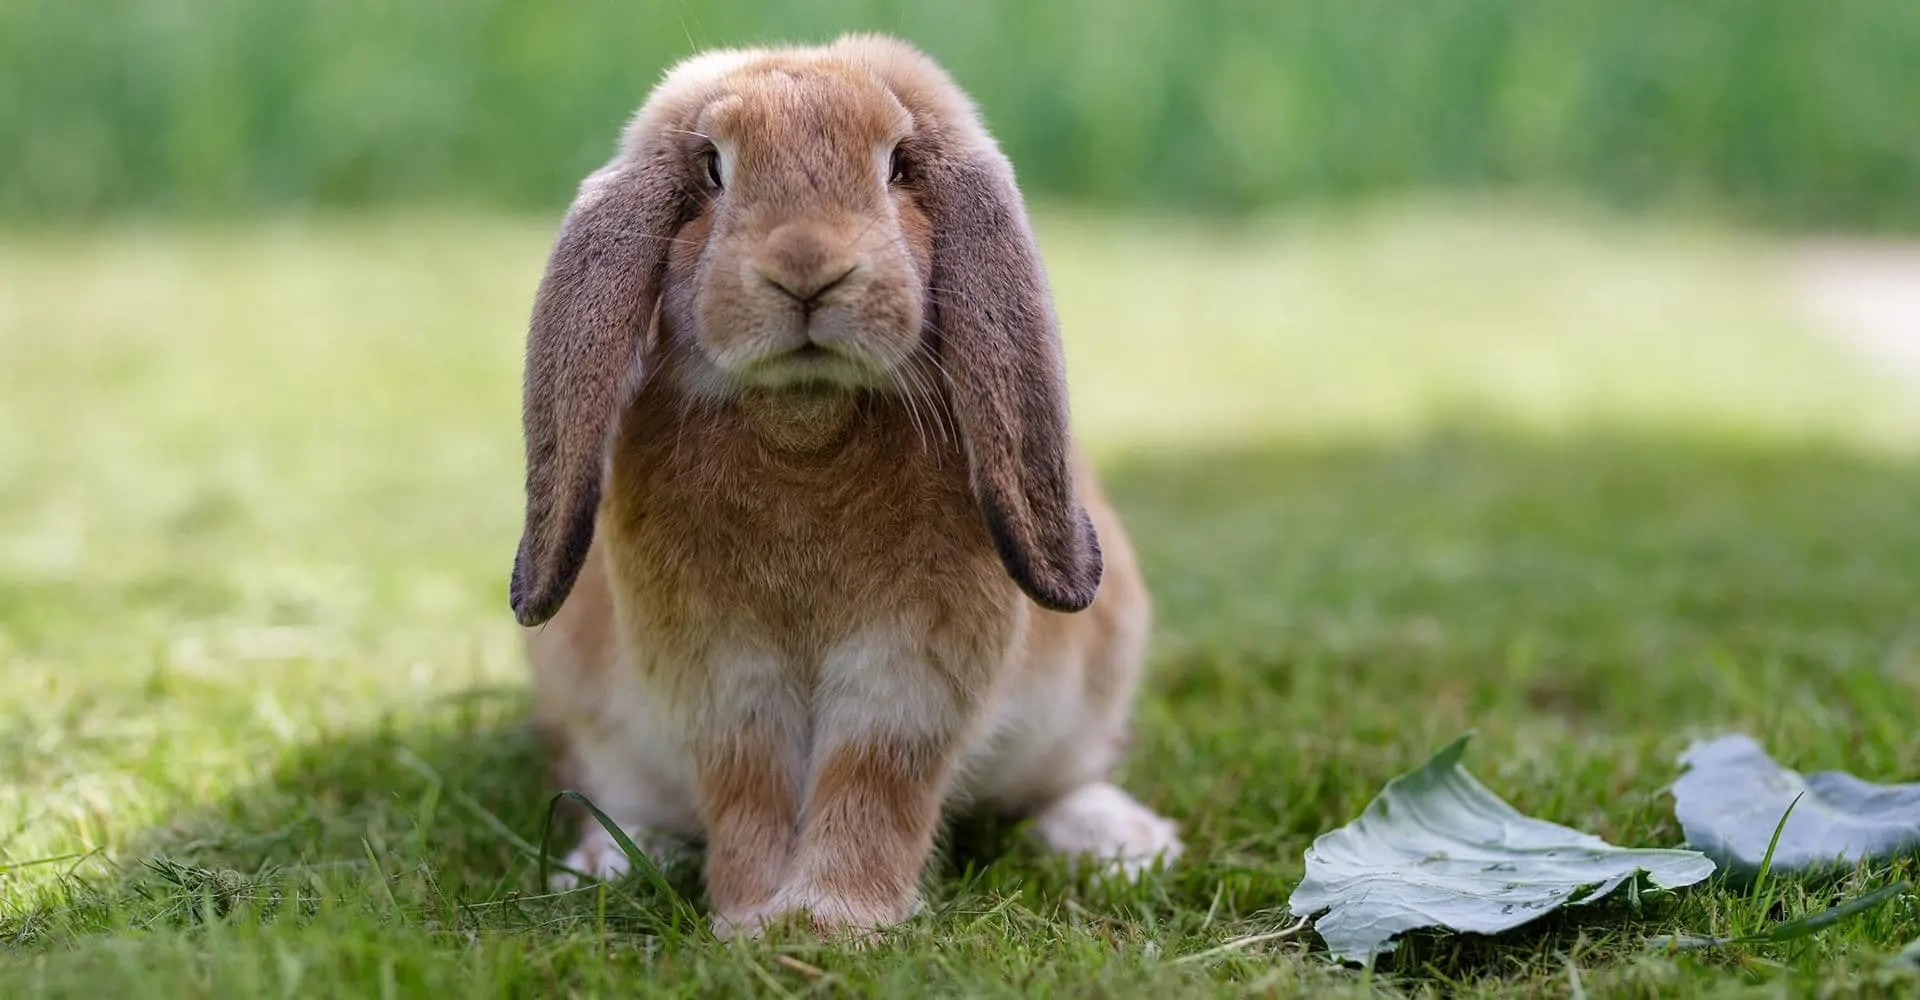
[509,33,1181,939]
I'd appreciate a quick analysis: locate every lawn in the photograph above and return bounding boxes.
[2,203,1918,997]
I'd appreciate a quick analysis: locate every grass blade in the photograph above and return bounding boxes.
[1749,790,1803,904]
[539,789,700,929]
[393,747,546,858]
[1650,881,1913,951]
[0,852,87,874]
[1748,881,1912,943]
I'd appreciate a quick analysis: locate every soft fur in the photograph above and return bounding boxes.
[512,33,1180,938]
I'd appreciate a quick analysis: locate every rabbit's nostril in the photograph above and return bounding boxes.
[760,264,857,307]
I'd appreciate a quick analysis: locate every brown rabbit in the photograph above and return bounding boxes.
[511,34,1180,938]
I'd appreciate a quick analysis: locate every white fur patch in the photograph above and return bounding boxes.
[660,48,772,91]
[549,820,683,891]
[571,164,623,210]
[814,628,966,745]
[711,874,925,940]
[1031,782,1183,880]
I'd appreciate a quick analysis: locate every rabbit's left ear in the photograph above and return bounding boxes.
[918,148,1102,613]
[510,159,680,627]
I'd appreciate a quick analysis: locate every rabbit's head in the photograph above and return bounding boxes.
[663,53,931,397]
[510,35,1101,627]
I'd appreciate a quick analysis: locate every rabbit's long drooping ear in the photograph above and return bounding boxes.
[922,150,1103,613]
[510,159,681,627]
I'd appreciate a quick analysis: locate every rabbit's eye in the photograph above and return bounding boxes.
[888,146,908,184]
[704,149,724,189]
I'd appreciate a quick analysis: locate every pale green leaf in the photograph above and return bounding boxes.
[1673,735,1920,882]
[1289,734,1716,965]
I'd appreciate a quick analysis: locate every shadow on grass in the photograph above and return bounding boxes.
[8,427,1920,986]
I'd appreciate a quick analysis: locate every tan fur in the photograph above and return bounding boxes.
[513,34,1180,938]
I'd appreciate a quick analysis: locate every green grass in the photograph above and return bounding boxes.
[6,0,1920,228]
[3,203,1920,997]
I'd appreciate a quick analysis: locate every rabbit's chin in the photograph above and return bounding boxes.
[733,387,866,451]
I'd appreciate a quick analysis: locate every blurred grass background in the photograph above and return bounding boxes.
[5,0,1919,228]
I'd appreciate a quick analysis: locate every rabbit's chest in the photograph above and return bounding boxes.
[604,392,1010,649]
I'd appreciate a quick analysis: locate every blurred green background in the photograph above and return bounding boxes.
[6,0,1919,227]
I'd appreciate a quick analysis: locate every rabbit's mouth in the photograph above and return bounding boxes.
[766,336,858,372]
[729,338,887,393]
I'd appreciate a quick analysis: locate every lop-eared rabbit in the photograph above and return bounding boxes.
[510,34,1180,938]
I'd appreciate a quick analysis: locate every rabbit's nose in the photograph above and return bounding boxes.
[760,264,856,306]
[756,225,858,306]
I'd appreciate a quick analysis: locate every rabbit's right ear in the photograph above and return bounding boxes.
[510,160,681,628]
